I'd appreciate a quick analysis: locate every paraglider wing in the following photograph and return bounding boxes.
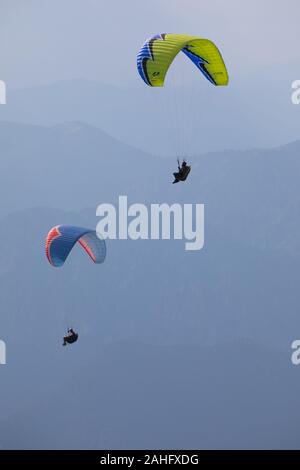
[78,231,106,264]
[137,33,228,87]
[45,225,106,267]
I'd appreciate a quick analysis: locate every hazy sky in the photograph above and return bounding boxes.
[1,0,300,88]
[2,2,300,450]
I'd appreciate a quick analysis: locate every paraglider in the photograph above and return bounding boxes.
[45,225,106,267]
[172,159,191,184]
[45,225,106,347]
[137,33,228,88]
[137,33,228,180]
[63,328,78,347]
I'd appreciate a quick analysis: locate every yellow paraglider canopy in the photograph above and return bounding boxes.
[137,33,228,87]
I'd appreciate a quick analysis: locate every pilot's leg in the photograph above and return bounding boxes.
[173,172,179,184]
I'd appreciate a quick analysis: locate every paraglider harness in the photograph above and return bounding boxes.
[173,159,191,184]
[63,328,78,346]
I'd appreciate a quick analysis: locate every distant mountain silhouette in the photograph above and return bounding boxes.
[1,121,300,448]
[0,78,297,154]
